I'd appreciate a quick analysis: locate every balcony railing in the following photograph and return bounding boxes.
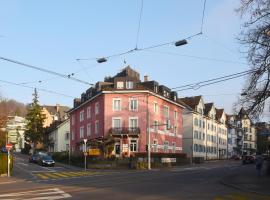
[109,127,140,136]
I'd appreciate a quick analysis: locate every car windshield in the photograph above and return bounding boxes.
[43,156,53,160]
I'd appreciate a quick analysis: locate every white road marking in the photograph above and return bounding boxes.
[0,188,71,200]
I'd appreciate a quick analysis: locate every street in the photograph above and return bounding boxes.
[0,154,269,200]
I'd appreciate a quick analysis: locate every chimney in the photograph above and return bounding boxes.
[144,75,148,82]
[56,104,60,112]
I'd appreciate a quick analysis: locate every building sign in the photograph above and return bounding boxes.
[88,148,100,156]
[161,158,176,163]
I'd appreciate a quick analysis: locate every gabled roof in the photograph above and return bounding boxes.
[215,108,224,120]
[179,96,202,110]
[204,103,214,116]
[42,105,70,120]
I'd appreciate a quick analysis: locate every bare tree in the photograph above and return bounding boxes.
[237,0,270,120]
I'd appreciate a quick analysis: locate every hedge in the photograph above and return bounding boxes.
[0,153,13,175]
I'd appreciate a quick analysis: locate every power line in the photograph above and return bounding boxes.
[0,79,75,98]
[200,0,207,33]
[0,56,94,86]
[144,49,247,65]
[135,0,144,49]
[174,69,258,92]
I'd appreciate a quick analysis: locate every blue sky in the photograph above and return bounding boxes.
[0,0,255,115]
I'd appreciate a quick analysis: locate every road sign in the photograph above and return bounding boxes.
[6,143,12,150]
[88,149,100,156]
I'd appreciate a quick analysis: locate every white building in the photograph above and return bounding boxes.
[48,119,70,152]
[180,96,228,161]
[6,116,27,152]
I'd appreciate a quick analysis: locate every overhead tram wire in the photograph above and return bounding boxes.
[173,68,259,92]
[0,79,75,98]
[0,56,94,86]
[135,0,144,50]
[77,0,207,64]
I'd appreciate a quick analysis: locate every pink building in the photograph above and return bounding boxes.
[69,67,185,157]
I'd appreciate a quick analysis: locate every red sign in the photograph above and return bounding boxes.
[6,143,12,150]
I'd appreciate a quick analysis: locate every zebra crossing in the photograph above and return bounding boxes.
[0,188,71,199]
[33,171,108,181]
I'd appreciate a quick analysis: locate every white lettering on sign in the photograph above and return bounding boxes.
[161,158,176,163]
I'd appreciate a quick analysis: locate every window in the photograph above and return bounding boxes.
[71,115,75,125]
[113,118,121,129]
[130,140,137,152]
[80,110,84,122]
[198,108,203,115]
[249,135,252,141]
[154,102,158,114]
[117,81,124,89]
[244,134,248,140]
[199,132,201,140]
[164,141,169,153]
[164,106,169,118]
[203,121,205,128]
[154,86,158,93]
[199,120,202,128]
[129,117,138,129]
[202,133,205,140]
[194,131,198,139]
[87,123,92,136]
[154,121,158,132]
[153,140,158,152]
[126,81,134,89]
[87,106,91,119]
[174,110,178,120]
[129,98,138,111]
[95,121,99,134]
[194,118,198,126]
[244,143,247,149]
[80,126,84,138]
[65,132,69,140]
[113,99,121,111]
[172,142,176,153]
[95,102,99,115]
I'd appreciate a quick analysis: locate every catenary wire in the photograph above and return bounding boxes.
[0,56,94,86]
[135,0,144,49]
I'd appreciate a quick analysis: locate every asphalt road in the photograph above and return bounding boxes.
[0,153,269,200]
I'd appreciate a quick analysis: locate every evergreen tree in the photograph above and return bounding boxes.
[25,89,45,148]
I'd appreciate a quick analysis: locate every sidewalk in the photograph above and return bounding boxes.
[221,162,270,196]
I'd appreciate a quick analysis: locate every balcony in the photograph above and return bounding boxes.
[109,127,140,136]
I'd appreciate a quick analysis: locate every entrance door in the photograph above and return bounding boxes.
[115,142,120,157]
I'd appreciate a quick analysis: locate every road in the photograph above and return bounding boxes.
[0,153,269,200]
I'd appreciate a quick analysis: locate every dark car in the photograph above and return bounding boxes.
[29,154,41,163]
[242,155,255,164]
[0,147,8,153]
[38,155,55,167]
[230,155,241,160]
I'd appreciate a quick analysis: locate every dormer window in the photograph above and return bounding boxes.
[126,81,134,89]
[117,82,124,89]
[154,86,158,93]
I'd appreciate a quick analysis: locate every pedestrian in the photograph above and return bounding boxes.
[255,152,264,178]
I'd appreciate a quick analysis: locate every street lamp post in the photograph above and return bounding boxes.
[83,139,87,171]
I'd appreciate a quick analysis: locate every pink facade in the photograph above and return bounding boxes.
[70,91,184,156]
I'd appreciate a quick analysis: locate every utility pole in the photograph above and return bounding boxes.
[83,139,87,171]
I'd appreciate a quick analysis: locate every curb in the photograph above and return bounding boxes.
[220,178,270,196]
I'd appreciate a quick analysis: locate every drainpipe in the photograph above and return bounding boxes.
[147,93,151,170]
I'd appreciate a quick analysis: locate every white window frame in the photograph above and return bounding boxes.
[154,120,158,132]
[79,110,84,122]
[87,106,91,119]
[129,98,138,111]
[95,102,99,115]
[87,123,91,136]
[116,81,124,89]
[164,105,169,118]
[174,110,178,120]
[154,102,158,114]
[80,126,84,138]
[113,98,121,111]
[172,142,176,153]
[126,81,134,89]
[129,117,138,129]
[130,139,138,152]
[164,141,169,153]
[71,130,75,140]
[95,120,99,134]
[112,117,122,128]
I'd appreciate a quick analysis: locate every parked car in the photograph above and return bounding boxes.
[38,155,55,167]
[0,147,8,153]
[230,155,241,160]
[242,155,255,164]
[29,154,41,163]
